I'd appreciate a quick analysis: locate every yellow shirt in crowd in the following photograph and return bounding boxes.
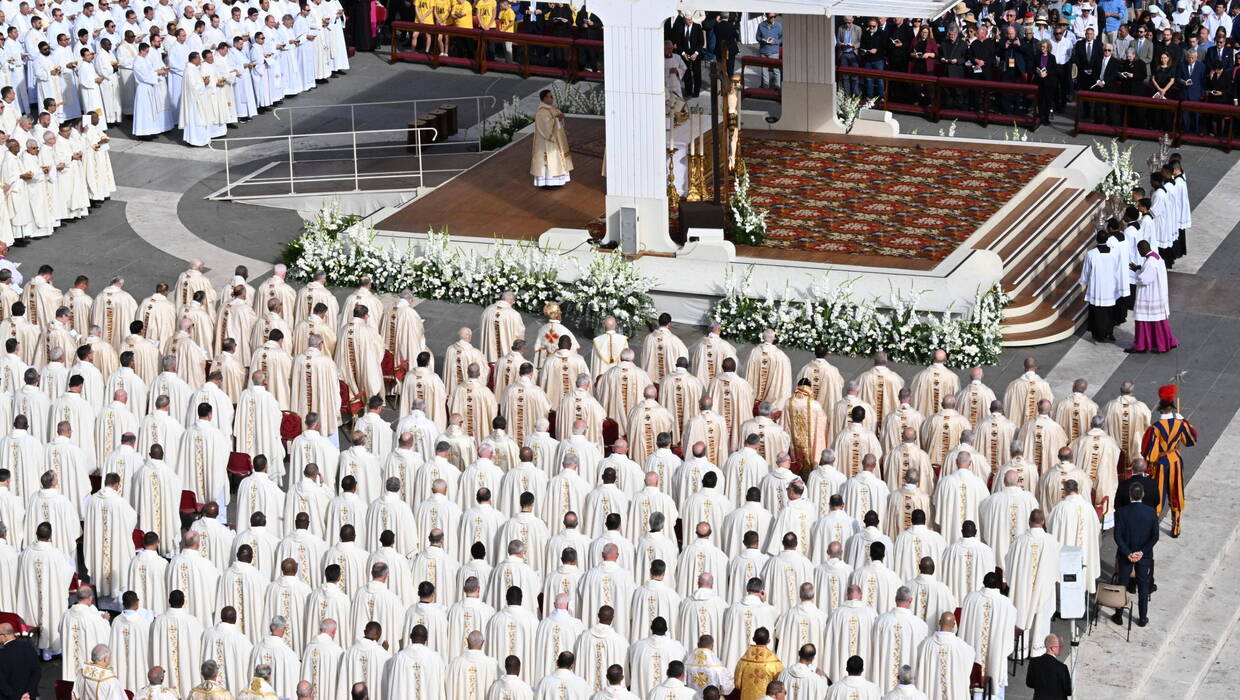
[452,0,474,28]
[475,0,496,29]
[414,0,433,23]
[432,0,451,25]
[496,6,516,32]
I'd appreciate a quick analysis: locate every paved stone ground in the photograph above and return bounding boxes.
[14,52,1240,699]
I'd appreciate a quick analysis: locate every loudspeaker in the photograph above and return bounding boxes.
[620,207,638,255]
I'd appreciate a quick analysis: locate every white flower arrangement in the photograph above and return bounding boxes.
[1093,139,1141,200]
[836,88,878,133]
[1002,122,1030,142]
[726,167,767,246]
[710,267,1009,367]
[551,81,606,116]
[285,204,656,331]
[561,250,658,334]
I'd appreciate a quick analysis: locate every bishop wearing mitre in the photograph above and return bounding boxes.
[480,290,526,365]
[531,88,573,188]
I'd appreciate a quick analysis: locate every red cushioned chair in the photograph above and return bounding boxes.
[601,418,619,452]
[280,412,303,443]
[89,474,101,494]
[179,490,202,529]
[131,529,144,550]
[227,452,253,490]
[0,611,37,637]
[969,663,992,700]
[54,680,72,700]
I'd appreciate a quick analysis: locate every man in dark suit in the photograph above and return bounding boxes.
[1115,457,1160,509]
[859,16,889,98]
[671,12,706,97]
[1074,26,1104,119]
[0,623,41,700]
[1114,482,1160,626]
[1204,28,1235,73]
[1177,50,1208,132]
[1025,633,1072,700]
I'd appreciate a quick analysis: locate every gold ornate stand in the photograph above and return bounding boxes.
[686,154,709,202]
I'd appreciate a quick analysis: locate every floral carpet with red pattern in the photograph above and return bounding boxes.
[741,136,1057,261]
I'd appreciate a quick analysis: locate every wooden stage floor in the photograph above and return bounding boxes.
[376,117,606,240]
[376,122,1064,272]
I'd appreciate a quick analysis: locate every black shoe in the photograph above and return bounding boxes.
[1111,611,1124,625]
[1137,617,1149,627]
[1151,582,1158,593]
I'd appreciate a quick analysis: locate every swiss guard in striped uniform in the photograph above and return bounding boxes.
[1141,384,1197,537]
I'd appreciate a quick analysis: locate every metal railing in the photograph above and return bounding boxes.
[207,94,505,199]
[271,95,498,137]
[208,125,450,199]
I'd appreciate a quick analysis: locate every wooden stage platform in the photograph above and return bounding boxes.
[376,117,606,239]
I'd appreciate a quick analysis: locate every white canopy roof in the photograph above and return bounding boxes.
[677,0,960,20]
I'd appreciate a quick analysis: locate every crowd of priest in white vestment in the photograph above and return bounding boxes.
[0,108,115,246]
[0,263,1159,700]
[0,0,352,149]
